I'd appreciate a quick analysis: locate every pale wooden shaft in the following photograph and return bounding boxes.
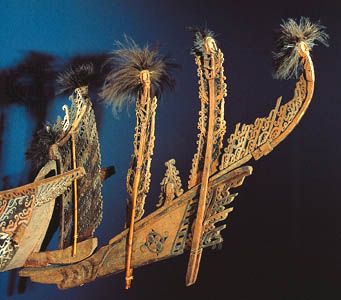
[186,74,216,286]
[125,86,150,289]
[71,132,78,257]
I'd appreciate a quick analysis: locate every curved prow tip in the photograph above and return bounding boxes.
[219,17,328,173]
[273,17,328,80]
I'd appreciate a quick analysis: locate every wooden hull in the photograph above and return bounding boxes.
[19,166,252,289]
[0,163,85,272]
[3,191,55,271]
[24,238,98,267]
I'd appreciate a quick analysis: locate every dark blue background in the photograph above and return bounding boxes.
[0,0,340,299]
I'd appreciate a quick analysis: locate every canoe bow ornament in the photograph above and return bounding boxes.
[0,17,328,292]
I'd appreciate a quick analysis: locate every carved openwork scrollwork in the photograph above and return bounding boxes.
[220,72,308,172]
[157,159,183,208]
[55,87,103,248]
[0,232,16,271]
[201,184,237,249]
[126,96,157,221]
[141,229,168,255]
[188,47,227,189]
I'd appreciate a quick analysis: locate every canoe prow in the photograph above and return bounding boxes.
[0,162,85,271]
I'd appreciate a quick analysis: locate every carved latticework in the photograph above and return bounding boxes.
[157,159,183,208]
[0,194,34,239]
[188,48,227,189]
[201,185,237,249]
[35,168,85,207]
[126,95,157,221]
[171,197,197,255]
[0,166,84,271]
[54,86,103,248]
[0,232,16,270]
[220,71,308,172]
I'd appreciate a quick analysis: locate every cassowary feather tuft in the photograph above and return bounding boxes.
[26,123,60,170]
[99,36,178,114]
[187,27,216,56]
[56,63,95,95]
[273,17,329,79]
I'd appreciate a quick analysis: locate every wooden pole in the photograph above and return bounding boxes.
[71,132,78,257]
[186,73,216,286]
[125,73,150,289]
[125,144,144,289]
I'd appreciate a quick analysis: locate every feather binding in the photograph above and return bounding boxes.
[273,17,329,80]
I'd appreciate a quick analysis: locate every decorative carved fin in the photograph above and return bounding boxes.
[201,166,252,249]
[220,53,314,173]
[156,159,183,208]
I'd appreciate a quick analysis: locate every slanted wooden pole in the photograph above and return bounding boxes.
[186,38,220,285]
[71,132,78,257]
[125,70,151,289]
[186,75,216,286]
[125,139,144,289]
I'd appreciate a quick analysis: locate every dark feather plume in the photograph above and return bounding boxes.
[99,36,178,114]
[25,123,60,170]
[273,17,329,79]
[187,27,216,56]
[56,63,95,95]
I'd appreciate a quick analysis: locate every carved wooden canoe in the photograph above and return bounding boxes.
[18,26,322,289]
[19,166,252,289]
[0,161,85,272]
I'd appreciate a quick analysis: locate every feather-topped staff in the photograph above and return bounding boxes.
[100,36,178,289]
[273,17,329,79]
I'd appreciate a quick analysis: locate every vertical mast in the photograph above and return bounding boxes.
[125,70,157,289]
[99,38,177,289]
[186,32,227,286]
